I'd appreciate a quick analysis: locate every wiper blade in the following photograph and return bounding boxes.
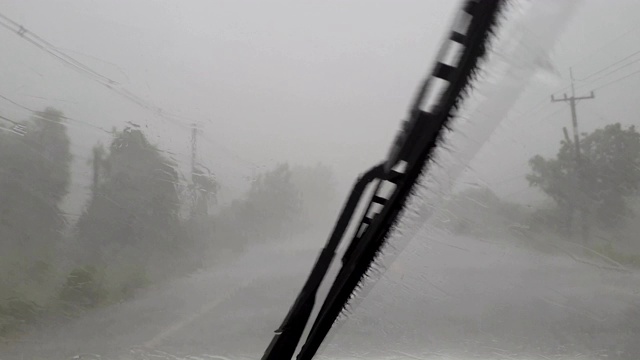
[261,1,506,359]
[261,164,385,360]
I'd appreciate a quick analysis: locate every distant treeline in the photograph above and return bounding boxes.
[438,122,640,264]
[0,107,338,337]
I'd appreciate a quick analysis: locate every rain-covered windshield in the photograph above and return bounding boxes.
[1,1,640,359]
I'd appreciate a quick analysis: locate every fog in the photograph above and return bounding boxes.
[1,0,640,359]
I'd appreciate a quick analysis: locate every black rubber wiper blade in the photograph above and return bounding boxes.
[261,1,505,359]
[296,1,505,359]
[261,164,385,360]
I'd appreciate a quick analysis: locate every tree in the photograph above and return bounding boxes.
[527,123,640,230]
[439,186,528,236]
[290,163,338,231]
[0,107,71,263]
[183,164,218,268]
[76,127,186,281]
[214,163,303,250]
[241,163,303,241]
[0,107,72,324]
[212,163,338,254]
[190,164,218,219]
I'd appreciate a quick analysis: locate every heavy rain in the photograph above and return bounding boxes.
[1,1,639,359]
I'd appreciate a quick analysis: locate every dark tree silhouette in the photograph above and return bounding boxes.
[528,123,640,229]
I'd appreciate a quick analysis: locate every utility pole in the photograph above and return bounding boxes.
[190,122,208,219]
[551,69,595,163]
[562,127,572,145]
[91,146,101,194]
[551,68,595,242]
[190,122,199,183]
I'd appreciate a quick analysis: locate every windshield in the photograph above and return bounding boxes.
[1,1,639,360]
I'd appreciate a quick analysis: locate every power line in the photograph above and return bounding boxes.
[0,112,106,166]
[0,93,111,134]
[574,48,640,82]
[580,57,640,86]
[0,92,259,176]
[0,11,288,180]
[0,20,113,85]
[507,66,636,137]
[0,113,28,136]
[0,93,35,112]
[506,51,640,129]
[592,68,640,91]
[570,23,640,68]
[53,46,132,84]
[0,113,21,126]
[0,13,116,84]
[503,83,573,134]
[0,12,193,131]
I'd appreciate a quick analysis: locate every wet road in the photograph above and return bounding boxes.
[2,230,640,360]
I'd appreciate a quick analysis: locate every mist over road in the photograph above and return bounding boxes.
[3,231,639,360]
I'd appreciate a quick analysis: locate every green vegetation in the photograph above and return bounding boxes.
[0,108,72,337]
[440,123,640,264]
[58,266,108,310]
[593,243,640,267]
[76,128,189,281]
[528,123,640,230]
[526,123,640,261]
[0,107,338,338]
[437,186,530,239]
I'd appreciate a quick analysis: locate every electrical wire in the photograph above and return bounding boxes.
[0,13,117,84]
[574,47,640,82]
[0,12,257,173]
[570,23,640,68]
[0,93,111,134]
[0,12,194,131]
[592,68,640,91]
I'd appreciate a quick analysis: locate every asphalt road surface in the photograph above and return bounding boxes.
[2,229,640,360]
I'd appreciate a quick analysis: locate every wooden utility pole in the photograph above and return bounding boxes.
[551,68,595,242]
[189,122,208,218]
[551,69,595,163]
[190,122,200,183]
[90,145,104,194]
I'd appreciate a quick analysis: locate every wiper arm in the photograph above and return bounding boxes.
[295,1,505,358]
[261,163,385,360]
[262,1,505,359]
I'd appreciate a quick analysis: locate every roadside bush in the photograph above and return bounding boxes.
[58,266,108,311]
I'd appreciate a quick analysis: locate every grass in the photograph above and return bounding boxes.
[593,243,640,268]
[0,263,151,341]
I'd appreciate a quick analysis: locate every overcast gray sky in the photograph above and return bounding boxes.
[2,2,640,358]
[1,0,639,213]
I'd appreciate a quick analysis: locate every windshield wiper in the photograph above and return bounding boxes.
[261,163,385,360]
[262,1,505,359]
